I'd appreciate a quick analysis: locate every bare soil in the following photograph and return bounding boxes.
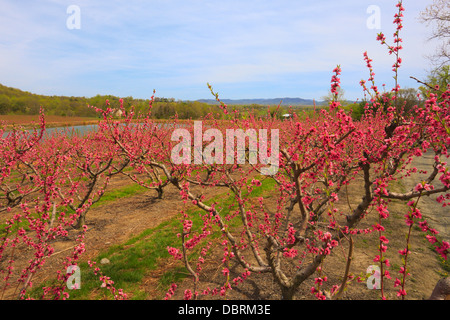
[0,115,99,129]
[0,174,225,299]
[1,169,448,300]
[167,177,448,300]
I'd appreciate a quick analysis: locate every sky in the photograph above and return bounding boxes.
[0,0,443,102]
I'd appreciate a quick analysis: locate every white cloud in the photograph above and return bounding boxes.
[0,0,441,100]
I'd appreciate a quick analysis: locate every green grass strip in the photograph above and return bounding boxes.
[27,176,278,300]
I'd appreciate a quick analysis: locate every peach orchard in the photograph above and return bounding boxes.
[0,1,449,300]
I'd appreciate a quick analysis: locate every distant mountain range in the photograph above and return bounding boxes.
[196,97,327,106]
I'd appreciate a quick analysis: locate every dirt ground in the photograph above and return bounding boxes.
[0,168,448,300]
[0,174,226,299]
[167,176,448,301]
[0,115,99,129]
[402,150,450,244]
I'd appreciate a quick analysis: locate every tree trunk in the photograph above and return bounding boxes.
[428,278,450,300]
[74,213,86,229]
[156,186,164,199]
[280,287,296,300]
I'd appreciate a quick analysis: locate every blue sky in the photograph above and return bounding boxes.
[0,0,442,102]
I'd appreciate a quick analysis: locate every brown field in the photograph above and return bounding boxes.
[1,168,448,300]
[0,115,100,129]
[0,121,447,300]
[0,115,221,130]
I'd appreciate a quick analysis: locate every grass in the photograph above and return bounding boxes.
[26,175,278,300]
[26,213,184,300]
[90,183,148,208]
[67,218,182,299]
[13,170,450,300]
[0,181,149,237]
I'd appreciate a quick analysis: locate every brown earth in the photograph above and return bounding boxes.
[402,150,450,244]
[0,115,99,129]
[0,174,226,299]
[0,168,448,300]
[167,175,449,300]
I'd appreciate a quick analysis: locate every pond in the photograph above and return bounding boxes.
[1,124,99,138]
[1,121,190,138]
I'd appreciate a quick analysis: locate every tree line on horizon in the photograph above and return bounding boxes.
[0,83,221,119]
[0,83,319,120]
[0,65,448,121]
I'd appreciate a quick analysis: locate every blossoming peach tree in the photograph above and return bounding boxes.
[92,0,449,301]
[0,0,448,300]
[0,110,128,299]
[154,1,448,300]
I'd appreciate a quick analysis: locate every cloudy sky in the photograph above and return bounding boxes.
[0,0,442,102]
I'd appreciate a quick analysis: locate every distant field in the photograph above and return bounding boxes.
[0,115,99,128]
